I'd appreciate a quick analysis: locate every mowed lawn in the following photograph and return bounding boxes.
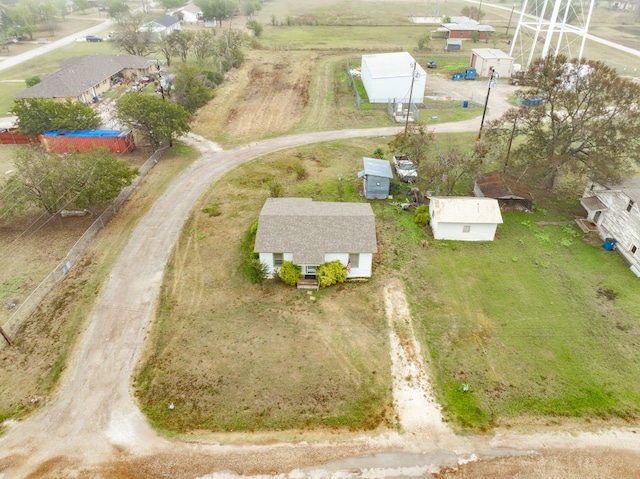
[407,209,640,429]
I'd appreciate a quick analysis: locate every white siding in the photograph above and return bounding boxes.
[583,182,640,272]
[431,222,498,241]
[259,252,293,278]
[361,53,426,104]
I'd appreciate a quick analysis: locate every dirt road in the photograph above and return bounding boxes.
[2,124,640,478]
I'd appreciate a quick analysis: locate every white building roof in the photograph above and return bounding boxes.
[430,197,503,224]
[361,52,426,79]
[358,157,393,179]
[471,48,514,60]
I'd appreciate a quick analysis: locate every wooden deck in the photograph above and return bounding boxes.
[574,217,599,233]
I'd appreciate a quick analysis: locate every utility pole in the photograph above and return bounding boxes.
[405,61,418,135]
[477,69,498,140]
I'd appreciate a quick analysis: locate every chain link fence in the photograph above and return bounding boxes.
[346,58,361,110]
[0,147,168,348]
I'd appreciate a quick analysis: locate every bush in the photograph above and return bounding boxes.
[414,205,430,226]
[242,257,269,284]
[25,76,41,87]
[317,260,348,288]
[202,203,221,217]
[266,177,284,197]
[247,20,263,37]
[279,261,301,286]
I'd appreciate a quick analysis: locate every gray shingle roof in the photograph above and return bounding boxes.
[359,157,393,179]
[15,54,158,99]
[156,15,181,27]
[254,198,378,264]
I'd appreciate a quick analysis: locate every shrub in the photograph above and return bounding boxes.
[317,260,348,288]
[279,261,301,286]
[414,205,430,226]
[247,20,263,37]
[266,177,284,197]
[202,203,221,217]
[242,257,269,284]
[295,165,307,180]
[25,76,41,87]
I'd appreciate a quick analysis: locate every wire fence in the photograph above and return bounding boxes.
[345,58,361,110]
[0,146,168,348]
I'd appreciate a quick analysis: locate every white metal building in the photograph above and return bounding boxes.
[429,197,503,241]
[361,52,426,104]
[469,48,515,78]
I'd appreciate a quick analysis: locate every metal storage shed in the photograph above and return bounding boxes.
[469,48,515,78]
[360,52,426,104]
[358,157,393,199]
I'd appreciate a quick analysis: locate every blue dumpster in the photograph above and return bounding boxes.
[452,73,463,81]
[604,238,617,251]
[463,100,469,108]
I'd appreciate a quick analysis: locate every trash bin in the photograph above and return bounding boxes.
[603,238,617,251]
[463,100,469,108]
[452,73,463,81]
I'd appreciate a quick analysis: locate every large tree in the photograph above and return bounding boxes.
[197,0,237,27]
[485,55,640,190]
[113,12,155,56]
[0,146,137,217]
[116,93,191,150]
[10,98,101,135]
[172,64,214,113]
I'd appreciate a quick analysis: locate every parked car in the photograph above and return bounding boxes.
[392,155,418,183]
[86,35,103,42]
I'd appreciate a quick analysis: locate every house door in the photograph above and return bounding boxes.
[305,265,317,278]
[594,211,601,224]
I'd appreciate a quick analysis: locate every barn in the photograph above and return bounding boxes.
[470,48,515,78]
[357,157,393,199]
[360,52,427,104]
[429,197,503,241]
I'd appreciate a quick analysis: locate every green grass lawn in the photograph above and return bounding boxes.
[401,208,640,430]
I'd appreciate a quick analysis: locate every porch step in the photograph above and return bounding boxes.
[297,278,318,290]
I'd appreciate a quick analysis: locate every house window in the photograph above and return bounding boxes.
[348,253,360,269]
[627,200,634,212]
[273,253,283,266]
[632,245,638,255]
[463,225,471,233]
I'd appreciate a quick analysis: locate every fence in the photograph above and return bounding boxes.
[387,100,421,124]
[345,58,361,110]
[0,146,168,348]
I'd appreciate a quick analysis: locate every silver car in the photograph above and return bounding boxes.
[392,155,417,183]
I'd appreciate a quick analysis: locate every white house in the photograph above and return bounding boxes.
[361,52,426,104]
[581,178,640,276]
[139,15,181,42]
[171,3,203,23]
[469,48,515,78]
[254,198,378,280]
[429,197,503,241]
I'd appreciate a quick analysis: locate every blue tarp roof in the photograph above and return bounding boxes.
[43,130,131,137]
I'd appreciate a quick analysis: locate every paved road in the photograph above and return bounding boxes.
[0,18,115,73]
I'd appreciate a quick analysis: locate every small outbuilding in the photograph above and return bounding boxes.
[470,48,515,78]
[40,130,136,153]
[474,171,533,211]
[360,52,427,104]
[445,38,462,51]
[358,157,393,199]
[429,196,503,241]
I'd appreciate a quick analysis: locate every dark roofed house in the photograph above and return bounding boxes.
[254,198,378,286]
[442,16,495,41]
[15,54,158,103]
[139,15,182,41]
[474,171,534,211]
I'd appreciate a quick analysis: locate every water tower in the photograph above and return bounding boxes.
[509,0,596,69]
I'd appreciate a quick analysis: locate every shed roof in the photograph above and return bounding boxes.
[581,196,608,211]
[358,157,393,179]
[43,129,132,137]
[474,171,532,201]
[15,54,157,98]
[471,48,514,60]
[254,198,378,264]
[443,22,495,32]
[361,52,426,79]
[430,197,503,224]
[155,15,181,27]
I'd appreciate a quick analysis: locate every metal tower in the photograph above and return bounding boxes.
[509,0,596,69]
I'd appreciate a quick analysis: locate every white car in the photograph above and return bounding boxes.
[392,155,417,183]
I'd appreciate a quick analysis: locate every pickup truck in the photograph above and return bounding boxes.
[392,155,417,183]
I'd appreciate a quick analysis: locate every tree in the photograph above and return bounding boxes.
[461,6,485,21]
[73,0,90,13]
[107,0,130,22]
[168,29,194,62]
[10,99,101,135]
[172,64,214,113]
[0,146,137,217]
[159,0,185,9]
[246,19,262,37]
[387,124,435,170]
[25,75,41,87]
[116,93,191,150]
[113,12,155,56]
[197,0,237,27]
[485,54,640,190]
[191,29,216,60]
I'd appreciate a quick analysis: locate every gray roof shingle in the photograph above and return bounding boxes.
[15,54,158,99]
[254,198,378,264]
